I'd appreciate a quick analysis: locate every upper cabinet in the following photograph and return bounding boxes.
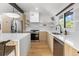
[29,11,39,22]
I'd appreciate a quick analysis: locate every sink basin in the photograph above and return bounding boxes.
[52,32,61,35]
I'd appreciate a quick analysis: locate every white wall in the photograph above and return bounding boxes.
[39,14,53,23]
[0,3,21,14]
[26,22,56,32]
[73,4,79,32]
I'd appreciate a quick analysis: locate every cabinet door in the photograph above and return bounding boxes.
[2,16,11,33]
[64,44,69,56]
[39,32,47,41]
[64,43,73,56]
[68,45,73,56]
[72,48,79,56]
[64,43,79,56]
[48,34,54,54]
[53,39,64,56]
[76,52,79,56]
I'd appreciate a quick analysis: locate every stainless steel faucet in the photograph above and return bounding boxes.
[56,24,62,34]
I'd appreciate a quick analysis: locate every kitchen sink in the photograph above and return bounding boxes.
[52,32,61,35]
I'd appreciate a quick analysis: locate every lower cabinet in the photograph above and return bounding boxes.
[47,33,79,56]
[39,32,47,41]
[73,48,79,56]
[64,43,73,56]
[47,34,64,56]
[64,43,69,56]
[53,37,64,56]
[64,43,79,56]
[47,34,54,55]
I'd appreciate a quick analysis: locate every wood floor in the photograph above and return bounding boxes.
[28,40,52,56]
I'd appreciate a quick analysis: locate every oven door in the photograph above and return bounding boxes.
[31,33,39,40]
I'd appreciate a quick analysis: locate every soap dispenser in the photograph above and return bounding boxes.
[65,30,67,35]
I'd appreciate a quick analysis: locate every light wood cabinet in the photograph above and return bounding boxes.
[64,44,72,56]
[44,32,79,56]
[64,43,69,56]
[72,47,79,56]
[20,14,26,32]
[39,32,47,41]
[64,43,73,56]
[47,33,64,56]
[68,45,74,56]
[2,15,11,33]
[47,33,54,54]
[64,43,79,56]
[39,32,54,55]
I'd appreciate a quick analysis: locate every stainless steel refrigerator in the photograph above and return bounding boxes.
[11,19,22,33]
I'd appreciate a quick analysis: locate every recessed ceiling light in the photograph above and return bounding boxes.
[35,7,38,10]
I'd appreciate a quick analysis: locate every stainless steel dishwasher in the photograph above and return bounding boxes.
[53,37,64,56]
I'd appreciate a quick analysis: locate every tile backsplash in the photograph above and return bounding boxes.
[25,22,57,32]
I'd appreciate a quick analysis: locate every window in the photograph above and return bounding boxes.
[64,10,73,28]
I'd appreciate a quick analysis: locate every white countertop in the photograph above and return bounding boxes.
[48,32,79,51]
[1,31,79,51]
[0,33,30,41]
[26,29,79,51]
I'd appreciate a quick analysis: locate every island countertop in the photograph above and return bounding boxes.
[0,33,31,56]
[0,33,30,41]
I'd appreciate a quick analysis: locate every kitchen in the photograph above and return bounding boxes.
[0,3,79,56]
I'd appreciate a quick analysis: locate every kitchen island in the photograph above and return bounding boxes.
[0,33,31,56]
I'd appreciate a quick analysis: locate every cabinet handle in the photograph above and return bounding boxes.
[77,51,79,53]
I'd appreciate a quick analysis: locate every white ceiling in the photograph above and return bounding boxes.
[17,3,69,16]
[0,3,21,15]
[0,3,13,12]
